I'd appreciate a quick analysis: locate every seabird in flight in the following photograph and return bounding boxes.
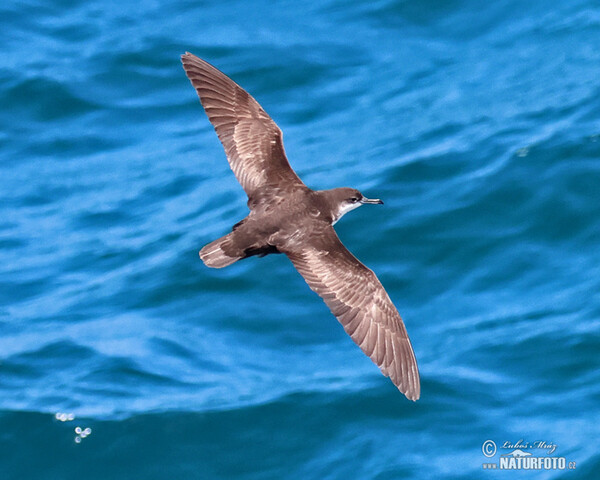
[181,52,420,400]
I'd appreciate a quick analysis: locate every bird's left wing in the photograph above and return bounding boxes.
[287,227,420,400]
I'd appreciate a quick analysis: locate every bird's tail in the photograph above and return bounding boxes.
[199,233,241,268]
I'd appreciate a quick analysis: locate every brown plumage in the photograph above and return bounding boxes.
[182,52,420,401]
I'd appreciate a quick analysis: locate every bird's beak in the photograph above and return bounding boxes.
[361,197,384,205]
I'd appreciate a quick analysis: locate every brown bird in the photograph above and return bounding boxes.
[181,52,420,400]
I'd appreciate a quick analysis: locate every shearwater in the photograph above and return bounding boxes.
[181,52,420,400]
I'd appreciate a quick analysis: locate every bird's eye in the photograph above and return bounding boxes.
[350,197,359,203]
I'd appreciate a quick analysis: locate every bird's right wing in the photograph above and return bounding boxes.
[287,227,420,400]
[181,53,305,199]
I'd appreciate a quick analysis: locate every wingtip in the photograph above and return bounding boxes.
[181,51,194,63]
[399,385,419,401]
[407,372,421,401]
[398,371,420,401]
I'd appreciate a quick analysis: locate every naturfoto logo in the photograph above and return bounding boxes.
[481,439,576,471]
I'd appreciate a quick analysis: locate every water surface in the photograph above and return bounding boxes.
[1,0,599,478]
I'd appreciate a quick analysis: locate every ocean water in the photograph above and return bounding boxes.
[1,0,599,478]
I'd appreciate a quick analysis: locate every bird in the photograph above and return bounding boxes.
[181,52,420,401]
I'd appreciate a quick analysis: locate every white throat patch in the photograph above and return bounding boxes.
[332,202,362,225]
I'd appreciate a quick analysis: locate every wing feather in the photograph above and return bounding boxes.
[288,228,420,400]
[181,52,305,199]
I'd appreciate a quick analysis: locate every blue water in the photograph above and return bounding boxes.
[2,0,599,478]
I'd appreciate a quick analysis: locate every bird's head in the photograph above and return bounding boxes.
[329,187,383,225]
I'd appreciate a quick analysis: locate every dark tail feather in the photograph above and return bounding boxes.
[199,234,241,268]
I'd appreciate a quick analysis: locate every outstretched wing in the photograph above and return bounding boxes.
[181,52,305,199]
[287,227,420,400]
